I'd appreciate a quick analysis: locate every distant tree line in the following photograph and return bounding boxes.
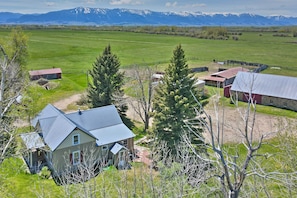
[3,24,297,39]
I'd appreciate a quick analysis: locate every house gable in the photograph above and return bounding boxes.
[66,105,135,147]
[56,128,96,150]
[42,113,96,151]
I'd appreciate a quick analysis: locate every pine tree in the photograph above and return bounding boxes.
[88,45,132,128]
[153,44,203,155]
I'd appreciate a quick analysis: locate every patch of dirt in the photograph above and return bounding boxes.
[53,93,82,112]
[134,145,152,166]
[203,104,281,143]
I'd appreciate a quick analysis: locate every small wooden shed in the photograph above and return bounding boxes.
[29,68,62,81]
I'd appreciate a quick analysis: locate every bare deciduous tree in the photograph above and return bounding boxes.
[0,27,28,164]
[128,66,154,131]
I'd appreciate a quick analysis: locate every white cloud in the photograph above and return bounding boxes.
[109,0,142,5]
[165,1,178,7]
[46,1,55,7]
[83,0,96,5]
[110,0,131,5]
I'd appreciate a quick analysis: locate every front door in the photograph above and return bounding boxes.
[118,150,126,169]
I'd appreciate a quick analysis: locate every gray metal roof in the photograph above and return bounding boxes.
[31,104,63,127]
[20,132,45,150]
[231,72,297,100]
[32,104,134,151]
[110,143,127,155]
[39,116,57,139]
[91,123,135,146]
[65,105,122,130]
[44,114,77,151]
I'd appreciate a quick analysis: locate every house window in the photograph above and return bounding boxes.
[72,151,81,165]
[73,134,80,145]
[102,145,108,152]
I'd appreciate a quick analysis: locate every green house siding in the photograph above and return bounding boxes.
[52,141,99,174]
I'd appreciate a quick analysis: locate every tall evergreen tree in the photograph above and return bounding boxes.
[153,44,204,155]
[88,45,132,128]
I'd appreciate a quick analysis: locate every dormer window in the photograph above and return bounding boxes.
[73,134,80,145]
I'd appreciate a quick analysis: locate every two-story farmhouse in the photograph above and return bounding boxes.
[20,104,135,178]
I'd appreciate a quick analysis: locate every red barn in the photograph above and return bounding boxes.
[202,67,249,88]
[230,72,297,111]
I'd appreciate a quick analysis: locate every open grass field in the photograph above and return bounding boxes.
[1,27,297,110]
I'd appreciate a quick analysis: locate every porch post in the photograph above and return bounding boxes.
[29,151,33,167]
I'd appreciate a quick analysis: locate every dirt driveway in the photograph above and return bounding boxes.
[203,104,282,143]
[52,93,286,143]
[53,93,82,112]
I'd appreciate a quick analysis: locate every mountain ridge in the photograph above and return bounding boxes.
[1,7,297,26]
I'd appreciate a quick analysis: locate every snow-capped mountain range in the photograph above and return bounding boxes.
[1,7,297,26]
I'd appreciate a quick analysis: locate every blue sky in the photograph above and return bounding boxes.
[1,0,297,16]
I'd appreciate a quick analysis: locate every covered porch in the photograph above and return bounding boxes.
[110,143,130,169]
[20,132,51,173]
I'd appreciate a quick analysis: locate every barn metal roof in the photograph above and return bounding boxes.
[231,72,297,100]
[29,68,62,77]
[212,67,249,79]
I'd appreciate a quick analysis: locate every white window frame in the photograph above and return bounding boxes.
[72,134,80,145]
[72,150,81,165]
